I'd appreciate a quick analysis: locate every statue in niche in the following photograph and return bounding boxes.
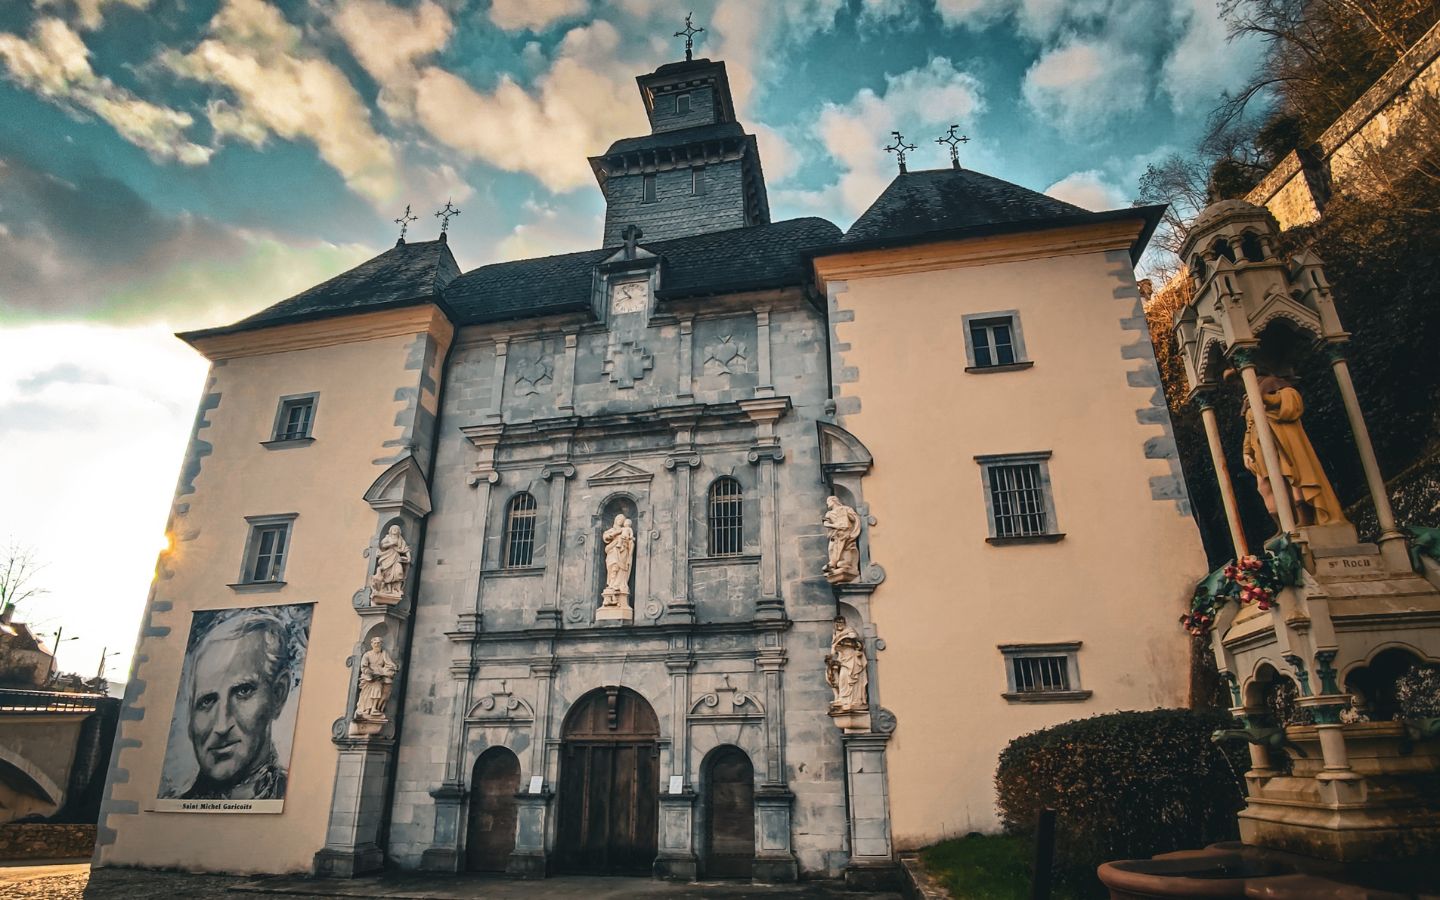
[369,525,412,604]
[601,514,635,608]
[1233,372,1345,527]
[355,636,399,722]
[822,496,862,584]
[826,616,868,713]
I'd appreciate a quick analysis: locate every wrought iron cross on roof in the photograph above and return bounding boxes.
[434,199,461,236]
[675,12,704,61]
[884,131,916,174]
[393,204,418,243]
[936,125,970,170]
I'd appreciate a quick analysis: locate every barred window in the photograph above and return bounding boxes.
[707,477,744,557]
[503,493,538,568]
[1013,656,1070,693]
[988,462,1047,538]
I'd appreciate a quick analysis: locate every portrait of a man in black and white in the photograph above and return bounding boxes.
[158,604,312,811]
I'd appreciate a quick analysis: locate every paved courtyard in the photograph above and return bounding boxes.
[0,863,904,899]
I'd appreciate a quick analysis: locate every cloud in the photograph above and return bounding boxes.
[1161,0,1262,113]
[809,57,985,218]
[1044,169,1129,210]
[495,198,603,260]
[0,18,211,164]
[1021,37,1148,137]
[0,155,374,326]
[165,0,401,204]
[489,0,589,32]
[329,0,453,123]
[34,0,153,31]
[411,19,655,192]
[712,0,846,116]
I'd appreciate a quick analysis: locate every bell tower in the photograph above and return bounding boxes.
[589,56,771,246]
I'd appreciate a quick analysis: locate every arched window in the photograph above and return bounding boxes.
[708,477,743,557]
[503,492,538,568]
[1240,232,1265,263]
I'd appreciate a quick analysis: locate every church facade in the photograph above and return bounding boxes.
[94,52,1202,882]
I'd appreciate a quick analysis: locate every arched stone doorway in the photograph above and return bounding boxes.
[465,747,521,872]
[557,686,659,874]
[703,745,755,879]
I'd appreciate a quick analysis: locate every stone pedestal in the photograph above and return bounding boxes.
[594,604,633,623]
[506,791,552,878]
[653,790,698,881]
[751,785,799,883]
[842,732,899,886]
[419,782,466,872]
[313,739,393,877]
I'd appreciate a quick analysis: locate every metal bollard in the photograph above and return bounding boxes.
[1030,807,1056,900]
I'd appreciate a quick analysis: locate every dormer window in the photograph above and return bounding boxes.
[676,92,691,115]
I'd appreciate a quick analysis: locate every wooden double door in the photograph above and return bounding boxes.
[556,687,660,875]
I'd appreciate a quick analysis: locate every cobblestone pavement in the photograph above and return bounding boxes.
[0,864,903,899]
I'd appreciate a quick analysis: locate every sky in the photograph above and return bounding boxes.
[0,0,1260,684]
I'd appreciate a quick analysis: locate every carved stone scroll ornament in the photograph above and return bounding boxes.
[353,637,399,725]
[825,617,868,714]
[368,525,412,605]
[822,496,862,584]
[601,514,635,609]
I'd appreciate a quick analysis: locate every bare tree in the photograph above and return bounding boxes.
[0,539,48,612]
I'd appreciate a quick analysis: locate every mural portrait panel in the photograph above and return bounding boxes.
[155,602,313,813]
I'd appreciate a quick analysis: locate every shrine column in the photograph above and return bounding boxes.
[1194,391,1248,558]
[1232,348,1297,536]
[1325,343,1409,569]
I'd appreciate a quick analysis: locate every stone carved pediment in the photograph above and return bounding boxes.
[588,460,653,487]
[817,422,872,477]
[364,454,432,517]
[688,674,765,720]
[465,683,535,723]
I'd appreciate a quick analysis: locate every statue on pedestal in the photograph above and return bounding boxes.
[1238,373,1345,527]
[826,616,868,713]
[822,496,861,584]
[601,514,635,608]
[355,636,399,722]
[369,525,412,604]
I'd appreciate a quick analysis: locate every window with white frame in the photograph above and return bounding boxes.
[976,452,1062,543]
[961,311,1031,372]
[270,393,317,443]
[676,92,691,114]
[999,642,1089,701]
[707,477,744,557]
[238,514,297,586]
[503,492,539,568]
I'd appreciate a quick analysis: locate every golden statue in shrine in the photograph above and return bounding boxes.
[1239,373,1346,527]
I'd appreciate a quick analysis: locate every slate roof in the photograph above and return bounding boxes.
[842,167,1088,244]
[600,121,746,157]
[829,167,1165,263]
[181,238,461,340]
[445,217,841,323]
[184,218,842,341]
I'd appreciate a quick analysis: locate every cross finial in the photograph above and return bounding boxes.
[936,125,970,170]
[675,12,704,61]
[622,223,643,260]
[884,130,917,174]
[434,199,461,237]
[393,204,418,244]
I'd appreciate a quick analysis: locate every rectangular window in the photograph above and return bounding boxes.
[642,174,657,203]
[691,166,705,196]
[977,452,1062,543]
[999,643,1088,702]
[504,494,538,568]
[676,92,691,114]
[238,515,297,586]
[961,311,1030,372]
[268,392,318,444]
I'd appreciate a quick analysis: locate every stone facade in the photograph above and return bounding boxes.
[0,823,96,861]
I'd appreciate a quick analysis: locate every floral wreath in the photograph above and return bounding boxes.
[1181,536,1305,636]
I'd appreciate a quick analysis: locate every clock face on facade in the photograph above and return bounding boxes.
[611,279,650,315]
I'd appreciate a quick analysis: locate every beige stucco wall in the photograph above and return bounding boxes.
[97,309,450,873]
[821,235,1205,848]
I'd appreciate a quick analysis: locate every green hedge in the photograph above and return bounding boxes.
[995,709,1248,891]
